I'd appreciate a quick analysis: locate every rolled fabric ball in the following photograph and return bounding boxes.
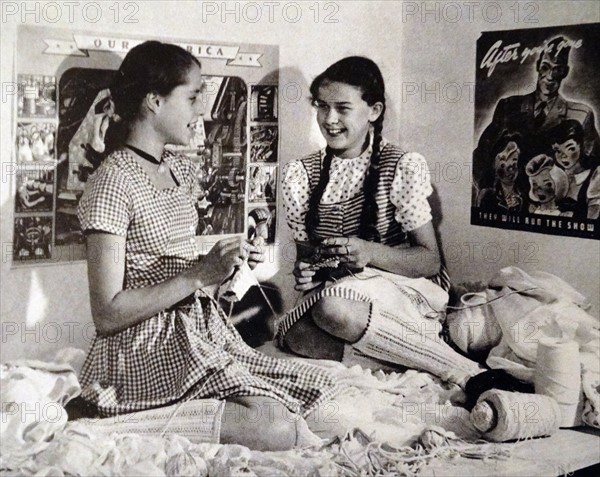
[470,390,561,442]
[471,400,497,434]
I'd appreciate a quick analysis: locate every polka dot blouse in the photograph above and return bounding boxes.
[282,138,433,242]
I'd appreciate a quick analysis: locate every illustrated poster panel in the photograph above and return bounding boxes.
[15,167,54,214]
[472,23,600,240]
[14,25,279,265]
[56,72,248,240]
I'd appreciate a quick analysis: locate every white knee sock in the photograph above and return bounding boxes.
[341,344,399,373]
[351,301,482,387]
[79,399,224,443]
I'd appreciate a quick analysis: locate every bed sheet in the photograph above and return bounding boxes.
[1,347,598,477]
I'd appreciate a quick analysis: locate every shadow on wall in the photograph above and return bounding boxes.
[234,66,316,346]
[429,185,461,303]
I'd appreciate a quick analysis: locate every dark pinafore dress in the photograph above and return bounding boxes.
[275,143,451,347]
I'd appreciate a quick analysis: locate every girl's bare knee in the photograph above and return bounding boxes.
[264,404,297,450]
[311,297,347,331]
[221,398,297,451]
[312,297,369,341]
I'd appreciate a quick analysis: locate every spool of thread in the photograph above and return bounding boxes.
[534,337,583,427]
[470,389,561,442]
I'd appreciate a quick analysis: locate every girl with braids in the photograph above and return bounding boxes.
[76,41,341,450]
[277,56,482,387]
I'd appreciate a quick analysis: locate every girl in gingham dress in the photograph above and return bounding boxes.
[277,57,482,387]
[76,41,341,451]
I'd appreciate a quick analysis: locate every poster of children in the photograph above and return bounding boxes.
[472,23,600,240]
[16,122,56,163]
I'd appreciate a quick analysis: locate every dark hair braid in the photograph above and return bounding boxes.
[359,116,384,242]
[306,147,334,243]
[305,56,386,243]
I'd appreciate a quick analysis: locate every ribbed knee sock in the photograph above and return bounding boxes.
[351,301,482,387]
[79,399,224,443]
[341,344,399,373]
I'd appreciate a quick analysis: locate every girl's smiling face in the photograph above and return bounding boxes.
[529,170,556,203]
[314,81,382,159]
[552,139,581,171]
[156,63,205,146]
[494,140,520,184]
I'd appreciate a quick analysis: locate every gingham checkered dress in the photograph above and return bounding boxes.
[77,149,341,417]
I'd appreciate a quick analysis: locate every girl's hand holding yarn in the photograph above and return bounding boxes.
[247,236,266,270]
[321,236,373,270]
[292,260,324,291]
[196,237,262,283]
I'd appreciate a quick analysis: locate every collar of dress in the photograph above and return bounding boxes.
[568,168,591,185]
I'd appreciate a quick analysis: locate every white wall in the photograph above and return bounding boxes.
[1,1,598,362]
[395,0,600,313]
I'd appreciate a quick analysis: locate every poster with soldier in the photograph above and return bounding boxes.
[472,23,600,240]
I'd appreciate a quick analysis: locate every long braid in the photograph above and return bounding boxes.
[305,147,334,243]
[306,56,386,244]
[358,118,384,242]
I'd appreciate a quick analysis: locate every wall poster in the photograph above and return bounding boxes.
[12,25,280,266]
[472,23,600,240]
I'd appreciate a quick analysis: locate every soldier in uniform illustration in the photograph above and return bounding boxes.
[474,36,600,195]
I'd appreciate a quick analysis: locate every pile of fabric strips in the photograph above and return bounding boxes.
[1,347,514,476]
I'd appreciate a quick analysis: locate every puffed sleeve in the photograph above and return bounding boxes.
[282,160,310,242]
[77,166,132,236]
[586,166,600,207]
[390,152,433,232]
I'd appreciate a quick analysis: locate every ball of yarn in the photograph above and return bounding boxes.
[471,400,497,434]
[210,445,252,476]
[469,390,561,442]
[535,337,583,428]
[419,425,456,450]
[165,451,208,477]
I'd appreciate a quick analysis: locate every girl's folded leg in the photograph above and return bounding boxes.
[284,312,345,361]
[286,293,483,387]
[350,300,483,388]
[220,396,302,451]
